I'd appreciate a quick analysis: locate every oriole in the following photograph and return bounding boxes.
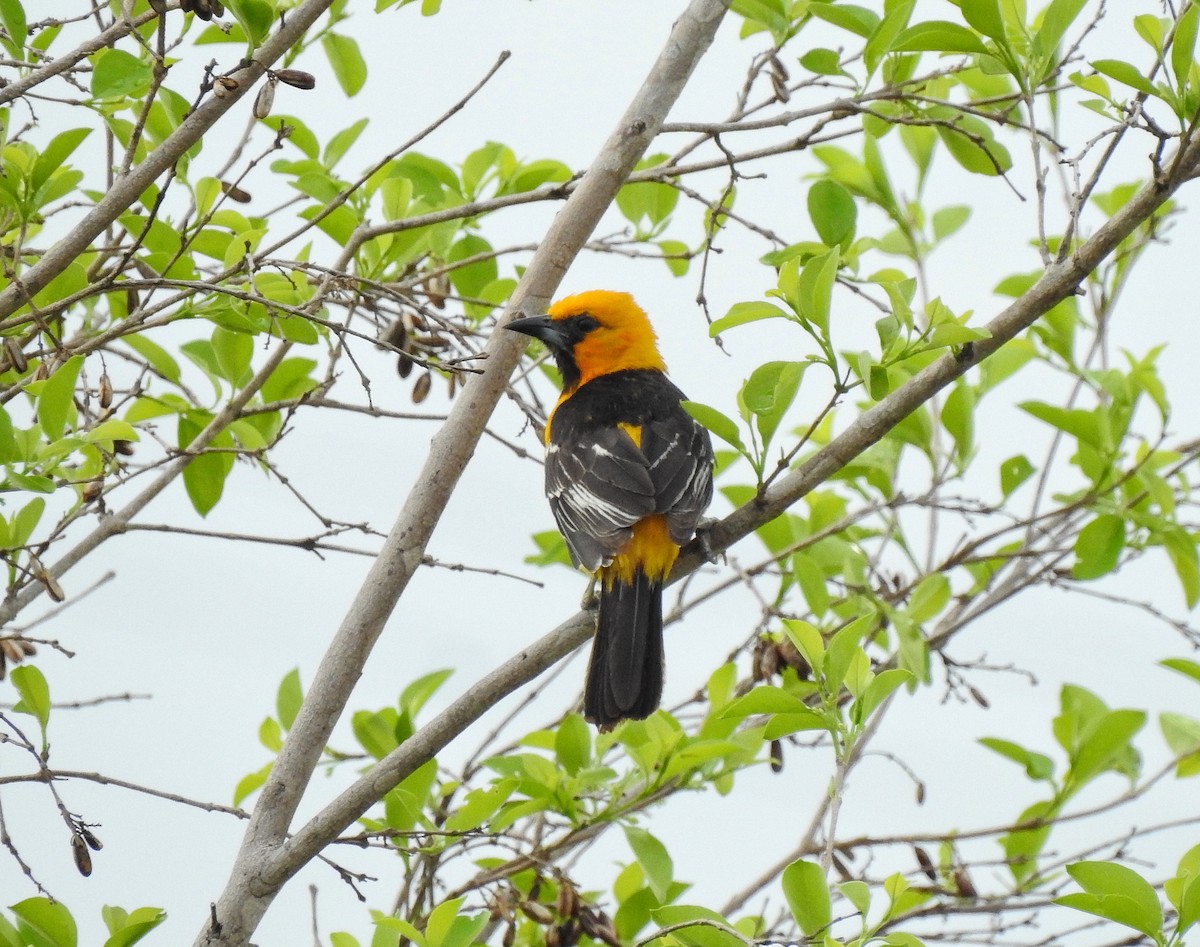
[507,291,714,729]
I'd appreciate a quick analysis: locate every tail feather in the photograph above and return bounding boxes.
[584,570,664,729]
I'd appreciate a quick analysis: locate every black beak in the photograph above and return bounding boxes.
[505,315,568,352]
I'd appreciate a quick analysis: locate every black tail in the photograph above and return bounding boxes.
[584,569,664,730]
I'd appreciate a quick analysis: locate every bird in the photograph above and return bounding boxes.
[506,290,714,730]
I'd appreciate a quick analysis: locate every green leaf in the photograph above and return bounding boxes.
[11,898,76,947]
[11,664,51,733]
[682,401,747,455]
[234,762,274,805]
[1163,657,1200,686]
[9,497,44,548]
[907,573,949,622]
[934,111,1013,176]
[1160,712,1200,775]
[709,300,791,336]
[1057,861,1163,940]
[1163,528,1200,608]
[625,826,674,902]
[959,0,1006,41]
[212,326,253,387]
[122,334,182,384]
[808,179,856,247]
[322,33,367,97]
[978,737,1055,780]
[932,205,971,241]
[0,0,28,52]
[1167,842,1200,932]
[809,2,880,38]
[1072,514,1125,580]
[1000,454,1035,497]
[399,668,453,718]
[91,48,153,100]
[223,0,273,44]
[555,713,591,775]
[1036,0,1088,57]
[325,117,369,170]
[1173,3,1200,94]
[100,907,167,947]
[276,668,303,730]
[782,858,831,936]
[37,355,83,439]
[743,361,806,452]
[892,20,987,53]
[1091,59,1155,95]
[32,128,91,192]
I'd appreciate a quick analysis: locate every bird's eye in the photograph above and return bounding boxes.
[575,314,600,333]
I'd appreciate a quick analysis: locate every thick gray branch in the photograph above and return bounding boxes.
[193,2,731,943]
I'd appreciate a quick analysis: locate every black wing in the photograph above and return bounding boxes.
[545,370,714,572]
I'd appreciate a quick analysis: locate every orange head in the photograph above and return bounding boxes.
[506,290,667,394]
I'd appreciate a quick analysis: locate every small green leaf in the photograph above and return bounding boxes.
[625,826,674,902]
[1072,514,1125,580]
[808,179,856,247]
[959,0,1006,41]
[682,401,747,455]
[37,355,83,439]
[554,713,591,775]
[0,0,28,52]
[1057,861,1163,940]
[782,858,831,936]
[91,48,153,100]
[1091,59,1155,95]
[11,664,51,733]
[276,668,303,730]
[892,20,987,53]
[708,300,791,336]
[322,33,367,96]
[11,898,76,947]
[1000,454,1035,496]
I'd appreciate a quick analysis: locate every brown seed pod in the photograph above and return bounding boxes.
[213,75,239,99]
[113,440,135,456]
[274,69,316,90]
[148,0,169,13]
[777,636,811,679]
[751,635,780,680]
[98,373,113,409]
[968,684,990,709]
[179,0,195,10]
[220,181,251,203]
[769,738,784,773]
[1,639,23,665]
[555,880,578,919]
[426,272,449,309]
[914,846,937,882]
[953,865,977,899]
[3,336,27,373]
[31,559,65,603]
[254,78,276,119]
[82,480,104,503]
[501,924,515,947]
[71,834,93,877]
[19,639,35,657]
[411,371,431,404]
[519,901,553,926]
[80,827,104,851]
[446,370,457,399]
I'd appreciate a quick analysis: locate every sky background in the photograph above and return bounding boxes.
[4,1,1200,944]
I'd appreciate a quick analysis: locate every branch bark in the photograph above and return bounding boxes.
[194,1,732,943]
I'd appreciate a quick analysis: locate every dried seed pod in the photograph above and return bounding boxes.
[148,0,169,13]
[968,684,990,709]
[777,636,811,679]
[411,371,431,404]
[82,480,104,503]
[254,77,276,119]
[179,0,195,11]
[751,635,780,680]
[113,440,135,456]
[0,639,22,664]
[220,181,251,203]
[3,336,27,373]
[80,827,104,851]
[18,639,35,657]
[446,370,457,399]
[914,846,937,882]
[71,834,93,877]
[429,271,451,309]
[98,373,113,409]
[37,569,65,603]
[915,779,926,805]
[953,865,977,899]
[274,69,316,90]
[544,928,560,947]
[34,361,50,381]
[213,75,239,99]
[381,320,413,378]
[769,738,783,773]
[501,924,515,947]
[555,880,578,919]
[519,901,553,925]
